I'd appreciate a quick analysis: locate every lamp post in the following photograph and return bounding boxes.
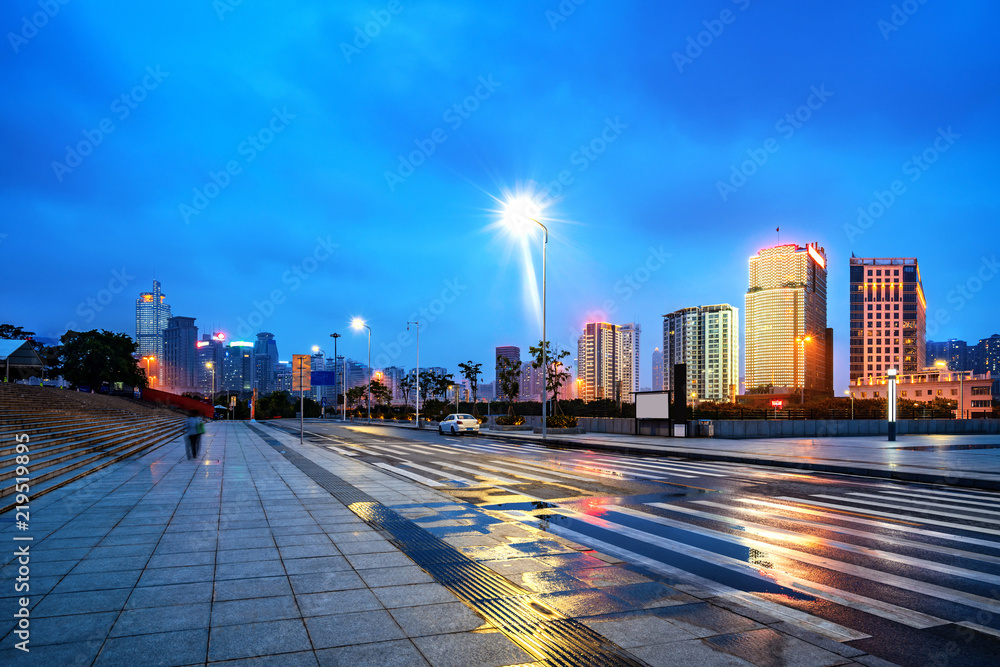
[206,362,215,404]
[794,336,812,405]
[501,196,549,438]
[312,345,325,419]
[887,368,898,441]
[844,389,854,420]
[352,318,372,424]
[408,321,419,427]
[330,333,341,421]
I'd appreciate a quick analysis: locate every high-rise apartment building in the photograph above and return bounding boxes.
[495,346,520,399]
[162,316,198,392]
[221,341,254,392]
[620,323,641,400]
[849,257,925,381]
[196,333,226,395]
[136,280,171,362]
[746,243,831,397]
[663,305,739,403]
[652,347,663,391]
[253,333,279,395]
[926,339,969,371]
[577,322,636,402]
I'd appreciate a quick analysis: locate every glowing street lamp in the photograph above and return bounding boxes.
[844,389,854,420]
[500,194,550,438]
[352,317,372,424]
[205,362,215,398]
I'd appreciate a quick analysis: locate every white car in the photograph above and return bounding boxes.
[438,413,480,435]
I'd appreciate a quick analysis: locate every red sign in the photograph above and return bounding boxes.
[770,399,784,408]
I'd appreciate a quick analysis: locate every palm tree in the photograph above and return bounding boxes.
[457,361,483,415]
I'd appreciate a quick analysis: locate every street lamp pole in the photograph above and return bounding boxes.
[330,333,341,421]
[352,318,372,424]
[408,321,419,427]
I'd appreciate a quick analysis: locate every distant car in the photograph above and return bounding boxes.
[438,413,480,435]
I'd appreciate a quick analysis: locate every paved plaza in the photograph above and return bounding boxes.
[0,422,910,666]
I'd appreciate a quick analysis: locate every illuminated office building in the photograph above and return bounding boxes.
[745,243,831,398]
[849,257,925,381]
[577,322,636,402]
[135,280,171,362]
[663,305,739,403]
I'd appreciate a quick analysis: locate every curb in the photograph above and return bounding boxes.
[368,421,1000,492]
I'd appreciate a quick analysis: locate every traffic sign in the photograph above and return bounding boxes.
[292,355,311,391]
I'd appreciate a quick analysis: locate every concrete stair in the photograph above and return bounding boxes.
[0,384,186,513]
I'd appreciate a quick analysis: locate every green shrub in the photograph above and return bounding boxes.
[496,415,525,426]
[546,415,578,428]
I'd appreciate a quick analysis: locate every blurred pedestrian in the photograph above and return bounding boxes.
[186,411,204,459]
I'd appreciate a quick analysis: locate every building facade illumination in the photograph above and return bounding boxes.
[135,280,171,364]
[745,243,831,397]
[663,305,739,403]
[849,256,925,382]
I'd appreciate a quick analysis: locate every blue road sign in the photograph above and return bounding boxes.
[311,371,337,386]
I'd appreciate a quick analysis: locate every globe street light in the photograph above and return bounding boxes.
[501,195,549,438]
[844,388,854,420]
[352,317,372,424]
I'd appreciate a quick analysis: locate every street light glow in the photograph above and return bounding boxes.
[501,195,542,234]
[351,317,366,331]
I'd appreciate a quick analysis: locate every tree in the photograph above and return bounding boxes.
[419,369,438,402]
[457,361,483,415]
[433,371,455,402]
[399,374,415,407]
[369,379,392,406]
[529,341,572,415]
[346,386,366,409]
[58,330,147,390]
[0,324,35,340]
[496,354,521,416]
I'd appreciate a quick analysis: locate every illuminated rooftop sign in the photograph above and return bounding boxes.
[807,244,826,269]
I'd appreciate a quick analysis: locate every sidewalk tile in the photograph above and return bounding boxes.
[215,576,293,601]
[315,639,428,666]
[305,609,405,648]
[372,583,456,609]
[630,638,754,667]
[208,619,312,661]
[95,628,208,666]
[411,631,534,667]
[389,602,489,637]
[288,571,366,595]
[111,602,212,637]
[211,596,300,626]
[295,589,383,617]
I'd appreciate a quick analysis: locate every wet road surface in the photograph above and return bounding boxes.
[275,421,1000,666]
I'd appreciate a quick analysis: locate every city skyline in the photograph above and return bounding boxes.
[2,2,999,394]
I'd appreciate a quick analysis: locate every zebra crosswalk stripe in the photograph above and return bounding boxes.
[776,497,1000,538]
[371,461,445,487]
[845,491,1000,514]
[811,494,1000,526]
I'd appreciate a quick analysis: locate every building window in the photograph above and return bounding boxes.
[861,392,867,398]
[916,390,922,397]
[951,389,958,396]
[874,392,880,398]
[901,391,907,397]
[936,389,943,396]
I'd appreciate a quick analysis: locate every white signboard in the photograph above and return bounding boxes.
[636,392,670,420]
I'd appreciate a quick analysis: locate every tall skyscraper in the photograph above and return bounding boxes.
[221,341,254,392]
[495,346,520,399]
[197,333,226,395]
[162,316,198,391]
[652,347,664,391]
[576,322,636,402]
[972,334,1000,377]
[745,243,830,397]
[135,280,171,361]
[253,332,279,395]
[849,257,925,381]
[620,323,641,400]
[663,305,739,403]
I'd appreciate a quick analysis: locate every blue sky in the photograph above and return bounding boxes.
[2,0,998,391]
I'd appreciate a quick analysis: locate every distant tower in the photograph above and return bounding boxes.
[162,316,198,391]
[136,280,171,361]
[652,347,663,391]
[495,346,521,399]
[577,322,636,403]
[663,305,739,403]
[620,323,641,400]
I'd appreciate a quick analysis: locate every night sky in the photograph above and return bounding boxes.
[2,1,998,392]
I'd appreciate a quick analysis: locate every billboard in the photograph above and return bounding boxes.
[636,392,670,420]
[291,355,311,391]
